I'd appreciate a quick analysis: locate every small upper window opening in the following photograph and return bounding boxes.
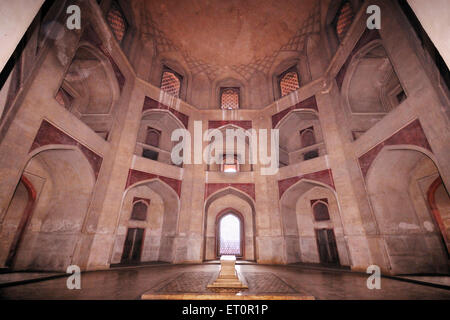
[130,201,148,221]
[142,149,158,161]
[145,127,161,147]
[279,67,300,97]
[223,154,239,173]
[220,88,240,110]
[107,1,128,43]
[223,165,237,173]
[161,67,182,97]
[300,127,316,148]
[312,200,331,221]
[333,1,355,43]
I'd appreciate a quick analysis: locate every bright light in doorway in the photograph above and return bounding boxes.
[219,214,241,255]
[223,164,237,173]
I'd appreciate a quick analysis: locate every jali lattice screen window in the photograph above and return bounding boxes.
[334,1,355,43]
[161,68,182,97]
[220,87,240,110]
[107,1,128,43]
[279,69,300,97]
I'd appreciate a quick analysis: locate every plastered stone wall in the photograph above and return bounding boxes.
[0,180,29,265]
[0,0,448,275]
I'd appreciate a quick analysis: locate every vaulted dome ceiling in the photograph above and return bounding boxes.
[136,0,321,78]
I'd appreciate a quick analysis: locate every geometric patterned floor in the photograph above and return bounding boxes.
[152,271,299,294]
[155,272,218,293]
[242,272,298,293]
[3,264,447,299]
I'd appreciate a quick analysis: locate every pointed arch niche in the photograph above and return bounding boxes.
[1,147,96,271]
[111,178,180,265]
[280,179,349,266]
[365,146,449,274]
[136,109,184,166]
[206,124,254,173]
[277,110,326,166]
[55,44,120,140]
[341,40,407,140]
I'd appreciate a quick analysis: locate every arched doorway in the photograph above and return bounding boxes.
[366,146,449,274]
[216,210,244,257]
[4,176,36,268]
[427,177,450,257]
[203,188,256,261]
[1,147,95,271]
[279,179,349,266]
[111,178,180,265]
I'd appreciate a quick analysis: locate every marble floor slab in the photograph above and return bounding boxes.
[0,264,449,300]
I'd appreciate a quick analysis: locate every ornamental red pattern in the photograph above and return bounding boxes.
[142,96,189,128]
[278,169,335,199]
[30,120,103,180]
[205,183,255,201]
[271,95,318,128]
[125,169,182,197]
[358,119,432,178]
[208,120,252,130]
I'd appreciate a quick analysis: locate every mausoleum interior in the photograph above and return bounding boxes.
[0,0,449,300]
